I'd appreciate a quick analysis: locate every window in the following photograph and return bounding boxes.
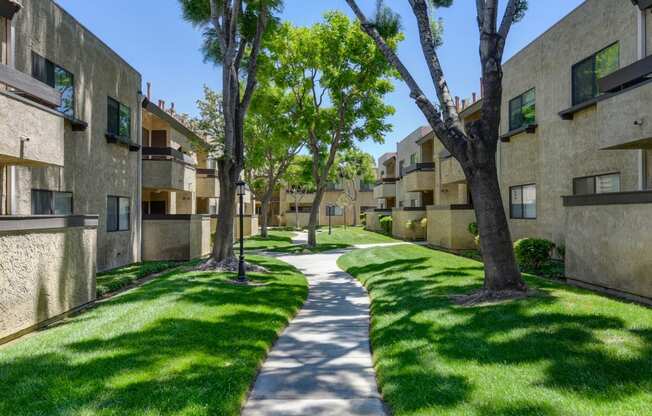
[572,43,620,105]
[399,161,405,176]
[107,196,130,232]
[107,97,131,140]
[510,184,536,219]
[31,190,73,215]
[573,173,620,195]
[509,88,536,131]
[31,52,75,117]
[410,153,417,165]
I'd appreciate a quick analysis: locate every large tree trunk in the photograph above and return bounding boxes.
[259,190,273,238]
[307,186,326,247]
[467,158,525,292]
[212,160,238,262]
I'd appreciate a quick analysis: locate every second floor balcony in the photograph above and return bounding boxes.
[373,177,397,199]
[0,63,64,167]
[403,162,435,192]
[142,147,196,193]
[196,168,219,198]
[439,154,466,185]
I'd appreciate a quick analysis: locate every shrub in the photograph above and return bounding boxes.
[361,216,367,227]
[419,217,428,228]
[556,243,566,260]
[468,222,479,237]
[514,238,555,269]
[405,220,415,230]
[379,215,393,235]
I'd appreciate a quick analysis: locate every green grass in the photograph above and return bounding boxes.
[245,226,399,254]
[96,261,185,297]
[338,245,652,416]
[0,255,308,416]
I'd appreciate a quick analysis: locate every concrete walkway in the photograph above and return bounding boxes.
[242,233,389,416]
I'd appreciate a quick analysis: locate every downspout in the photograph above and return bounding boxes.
[137,93,144,262]
[637,9,647,190]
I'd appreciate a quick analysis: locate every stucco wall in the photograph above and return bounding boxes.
[426,207,476,250]
[396,127,427,208]
[565,203,652,302]
[392,209,427,241]
[498,0,642,246]
[0,225,96,340]
[596,80,652,149]
[365,211,391,233]
[143,216,211,261]
[12,0,142,271]
[143,159,196,193]
[0,93,65,167]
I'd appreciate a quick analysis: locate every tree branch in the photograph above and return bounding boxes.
[240,5,268,113]
[498,0,520,49]
[475,0,485,31]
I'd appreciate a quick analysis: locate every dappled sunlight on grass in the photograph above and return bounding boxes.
[0,255,308,416]
[338,245,652,416]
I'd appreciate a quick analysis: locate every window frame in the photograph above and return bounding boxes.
[31,51,75,117]
[31,189,73,215]
[572,172,621,195]
[107,195,131,232]
[509,184,537,220]
[571,42,620,106]
[508,88,536,131]
[107,96,132,141]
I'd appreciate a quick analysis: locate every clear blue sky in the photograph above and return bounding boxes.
[57,0,584,158]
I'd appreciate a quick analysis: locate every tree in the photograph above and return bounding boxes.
[243,83,304,237]
[335,148,377,226]
[344,0,529,298]
[180,0,280,266]
[267,12,399,247]
[283,156,316,230]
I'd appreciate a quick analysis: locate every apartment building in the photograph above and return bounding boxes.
[497,0,652,302]
[1,0,141,340]
[279,178,375,229]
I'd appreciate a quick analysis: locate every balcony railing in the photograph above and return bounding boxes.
[404,162,435,175]
[375,177,397,186]
[0,63,61,108]
[142,146,196,166]
[598,54,652,94]
[196,168,218,177]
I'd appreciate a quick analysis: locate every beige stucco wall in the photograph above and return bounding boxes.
[0,225,96,340]
[396,128,426,208]
[197,175,219,198]
[596,80,652,149]
[365,210,391,233]
[234,215,259,239]
[11,0,142,271]
[565,204,652,301]
[392,209,427,241]
[498,0,642,247]
[426,207,476,250]
[143,159,196,193]
[0,93,65,167]
[143,216,211,261]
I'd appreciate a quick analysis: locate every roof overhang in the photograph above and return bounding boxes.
[632,0,652,11]
[142,98,208,150]
[0,0,21,19]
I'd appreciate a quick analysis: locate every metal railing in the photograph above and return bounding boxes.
[142,146,197,166]
[404,162,435,175]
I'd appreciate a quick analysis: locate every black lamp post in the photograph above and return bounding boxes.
[327,204,333,235]
[236,180,246,282]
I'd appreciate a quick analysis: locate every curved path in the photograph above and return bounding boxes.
[242,233,396,416]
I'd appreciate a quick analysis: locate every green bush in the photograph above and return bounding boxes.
[419,217,428,228]
[514,238,555,269]
[379,215,393,235]
[468,222,479,237]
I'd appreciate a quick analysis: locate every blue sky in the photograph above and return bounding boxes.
[57,0,584,158]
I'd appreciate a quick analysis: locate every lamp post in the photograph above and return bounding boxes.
[327,204,333,235]
[236,180,246,282]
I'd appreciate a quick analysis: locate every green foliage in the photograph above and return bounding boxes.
[556,243,566,260]
[96,261,181,297]
[514,238,555,269]
[468,222,479,237]
[419,217,428,229]
[284,155,316,194]
[379,215,393,235]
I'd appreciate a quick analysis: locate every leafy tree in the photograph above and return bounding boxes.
[283,155,316,230]
[335,148,377,226]
[266,12,399,247]
[345,0,529,298]
[243,83,304,237]
[180,0,280,266]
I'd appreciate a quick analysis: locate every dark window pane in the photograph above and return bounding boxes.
[522,89,536,126]
[54,66,74,117]
[510,187,523,219]
[119,104,131,139]
[31,190,52,215]
[596,43,619,79]
[573,177,595,195]
[107,196,118,232]
[149,201,166,215]
[509,96,522,131]
[31,52,55,87]
[53,192,73,215]
[573,57,596,105]
[107,98,120,136]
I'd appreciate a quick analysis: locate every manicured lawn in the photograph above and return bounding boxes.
[96,261,185,297]
[338,245,652,416]
[0,255,308,416]
[245,226,399,254]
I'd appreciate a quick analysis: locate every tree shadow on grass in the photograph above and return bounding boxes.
[341,251,652,414]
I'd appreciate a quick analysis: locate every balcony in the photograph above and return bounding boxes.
[426,205,476,250]
[0,63,64,167]
[285,189,316,204]
[373,178,397,199]
[142,214,211,261]
[196,168,219,198]
[142,147,197,192]
[403,163,435,192]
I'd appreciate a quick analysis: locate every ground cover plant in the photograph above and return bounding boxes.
[0,255,308,416]
[96,261,184,297]
[338,244,652,416]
